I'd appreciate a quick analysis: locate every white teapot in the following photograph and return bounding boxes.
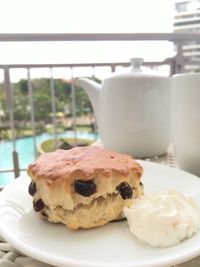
[76,58,171,158]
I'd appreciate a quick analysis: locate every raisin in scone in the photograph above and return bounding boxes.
[27,146,144,230]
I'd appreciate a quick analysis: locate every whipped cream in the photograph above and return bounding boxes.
[123,190,200,247]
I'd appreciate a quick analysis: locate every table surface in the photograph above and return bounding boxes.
[0,144,200,267]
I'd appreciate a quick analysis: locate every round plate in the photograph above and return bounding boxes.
[1,160,200,267]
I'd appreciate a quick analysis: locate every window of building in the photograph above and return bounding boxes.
[175,2,189,12]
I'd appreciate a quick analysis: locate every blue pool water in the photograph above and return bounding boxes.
[0,131,97,187]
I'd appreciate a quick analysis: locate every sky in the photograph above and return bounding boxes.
[0,0,175,80]
[0,0,174,33]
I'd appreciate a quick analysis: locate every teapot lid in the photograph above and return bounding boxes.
[109,58,165,79]
[130,58,144,72]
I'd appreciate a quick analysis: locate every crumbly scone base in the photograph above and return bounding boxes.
[33,171,142,211]
[36,185,144,230]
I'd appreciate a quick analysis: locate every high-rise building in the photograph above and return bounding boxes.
[174,0,200,70]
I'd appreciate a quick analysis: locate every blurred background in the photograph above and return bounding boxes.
[0,0,200,186]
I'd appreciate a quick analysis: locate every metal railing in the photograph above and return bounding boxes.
[0,33,200,183]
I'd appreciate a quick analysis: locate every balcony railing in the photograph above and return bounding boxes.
[1,33,200,186]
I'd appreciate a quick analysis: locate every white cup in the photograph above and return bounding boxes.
[172,73,200,177]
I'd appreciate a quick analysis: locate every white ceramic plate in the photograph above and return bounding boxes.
[1,160,200,267]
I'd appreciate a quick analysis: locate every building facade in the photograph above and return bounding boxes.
[174,0,200,70]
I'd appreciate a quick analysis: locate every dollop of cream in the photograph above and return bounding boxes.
[123,190,200,247]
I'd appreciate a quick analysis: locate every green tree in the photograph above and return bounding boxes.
[0,76,96,138]
[75,87,93,116]
[33,91,52,122]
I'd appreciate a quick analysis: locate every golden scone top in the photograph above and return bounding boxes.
[27,146,143,184]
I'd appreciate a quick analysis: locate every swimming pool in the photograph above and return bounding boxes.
[0,131,97,187]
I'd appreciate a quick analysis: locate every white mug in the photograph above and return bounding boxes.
[171,73,200,177]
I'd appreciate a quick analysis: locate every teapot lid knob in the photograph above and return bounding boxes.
[130,58,144,69]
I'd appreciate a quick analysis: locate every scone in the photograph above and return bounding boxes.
[27,146,144,230]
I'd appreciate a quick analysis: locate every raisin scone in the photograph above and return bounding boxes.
[27,146,144,230]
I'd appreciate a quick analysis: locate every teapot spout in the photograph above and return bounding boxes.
[76,77,101,124]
